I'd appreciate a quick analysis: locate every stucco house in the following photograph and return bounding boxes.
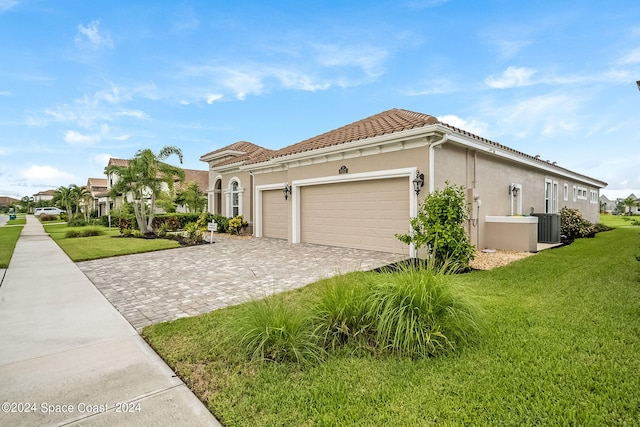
[200,108,607,256]
[98,158,209,216]
[32,189,55,202]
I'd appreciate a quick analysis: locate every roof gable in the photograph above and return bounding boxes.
[199,141,273,167]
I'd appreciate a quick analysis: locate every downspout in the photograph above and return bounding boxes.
[428,134,448,193]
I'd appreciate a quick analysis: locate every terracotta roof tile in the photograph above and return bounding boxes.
[177,169,209,191]
[200,141,274,168]
[108,158,129,167]
[266,109,439,161]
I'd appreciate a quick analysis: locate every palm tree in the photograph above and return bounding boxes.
[53,186,73,220]
[176,182,206,213]
[622,197,637,216]
[105,146,184,234]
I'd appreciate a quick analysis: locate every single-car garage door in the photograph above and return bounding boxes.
[262,189,288,239]
[300,178,410,253]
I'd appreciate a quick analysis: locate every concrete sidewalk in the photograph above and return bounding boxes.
[0,216,220,426]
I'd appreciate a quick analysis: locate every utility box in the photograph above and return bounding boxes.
[532,213,561,243]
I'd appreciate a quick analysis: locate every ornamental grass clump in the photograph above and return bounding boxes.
[313,274,374,351]
[65,227,103,238]
[233,297,325,365]
[366,264,482,358]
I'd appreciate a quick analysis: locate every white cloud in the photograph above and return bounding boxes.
[314,44,388,78]
[116,110,149,119]
[206,94,223,104]
[0,90,10,96]
[617,48,640,65]
[403,79,457,96]
[271,70,330,92]
[0,0,18,13]
[485,66,537,89]
[65,130,101,145]
[436,115,488,136]
[21,165,75,184]
[75,20,114,49]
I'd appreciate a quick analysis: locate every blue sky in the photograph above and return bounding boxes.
[1,0,639,200]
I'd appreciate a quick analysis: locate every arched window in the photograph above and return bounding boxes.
[231,180,239,217]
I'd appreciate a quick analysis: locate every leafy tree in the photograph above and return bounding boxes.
[176,182,207,213]
[53,186,73,220]
[397,182,475,271]
[622,197,638,216]
[105,146,184,235]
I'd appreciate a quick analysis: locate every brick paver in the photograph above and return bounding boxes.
[78,236,404,330]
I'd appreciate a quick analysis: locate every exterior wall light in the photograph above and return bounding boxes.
[413,170,425,195]
[510,184,519,197]
[283,184,292,200]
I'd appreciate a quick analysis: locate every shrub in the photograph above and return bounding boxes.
[38,214,59,222]
[228,215,248,234]
[211,214,229,233]
[592,223,613,234]
[397,182,475,271]
[560,207,595,239]
[366,265,481,358]
[313,274,374,351]
[183,222,203,244]
[233,297,325,365]
[67,217,87,227]
[65,227,102,238]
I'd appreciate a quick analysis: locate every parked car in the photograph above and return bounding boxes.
[34,207,66,216]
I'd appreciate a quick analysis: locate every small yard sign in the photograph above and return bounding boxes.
[208,222,217,244]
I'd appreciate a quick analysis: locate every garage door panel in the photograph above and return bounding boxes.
[300,178,410,254]
[262,189,287,239]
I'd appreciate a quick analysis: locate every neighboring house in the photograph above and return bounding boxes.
[33,189,55,202]
[200,108,607,256]
[100,158,208,215]
[618,193,640,215]
[175,169,210,213]
[0,196,19,208]
[86,177,108,216]
[599,194,616,213]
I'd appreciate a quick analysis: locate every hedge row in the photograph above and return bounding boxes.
[100,213,230,233]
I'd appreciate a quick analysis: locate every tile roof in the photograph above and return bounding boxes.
[199,141,274,167]
[178,169,209,191]
[266,109,439,162]
[198,108,606,186]
[87,178,107,187]
[34,189,55,196]
[108,158,130,167]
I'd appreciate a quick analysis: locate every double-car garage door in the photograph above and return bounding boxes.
[262,177,410,254]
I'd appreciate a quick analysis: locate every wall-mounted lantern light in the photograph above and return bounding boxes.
[283,183,292,200]
[636,80,640,92]
[413,169,425,195]
[509,184,519,198]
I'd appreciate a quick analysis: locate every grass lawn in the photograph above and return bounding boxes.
[6,213,26,225]
[600,213,640,228]
[0,226,23,268]
[44,223,181,262]
[143,227,640,426]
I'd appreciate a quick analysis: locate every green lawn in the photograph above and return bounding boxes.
[0,226,23,268]
[6,213,26,225]
[600,213,640,228]
[143,227,640,426]
[44,224,181,261]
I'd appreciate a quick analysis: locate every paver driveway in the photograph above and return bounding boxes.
[79,237,404,330]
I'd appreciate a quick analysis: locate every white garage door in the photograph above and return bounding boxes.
[300,178,410,253]
[262,189,288,239]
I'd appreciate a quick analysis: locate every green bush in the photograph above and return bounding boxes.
[560,207,595,239]
[38,214,59,222]
[397,182,475,271]
[313,274,374,351]
[65,227,103,238]
[228,215,248,234]
[592,222,613,234]
[233,297,325,365]
[67,217,87,227]
[366,265,481,358]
